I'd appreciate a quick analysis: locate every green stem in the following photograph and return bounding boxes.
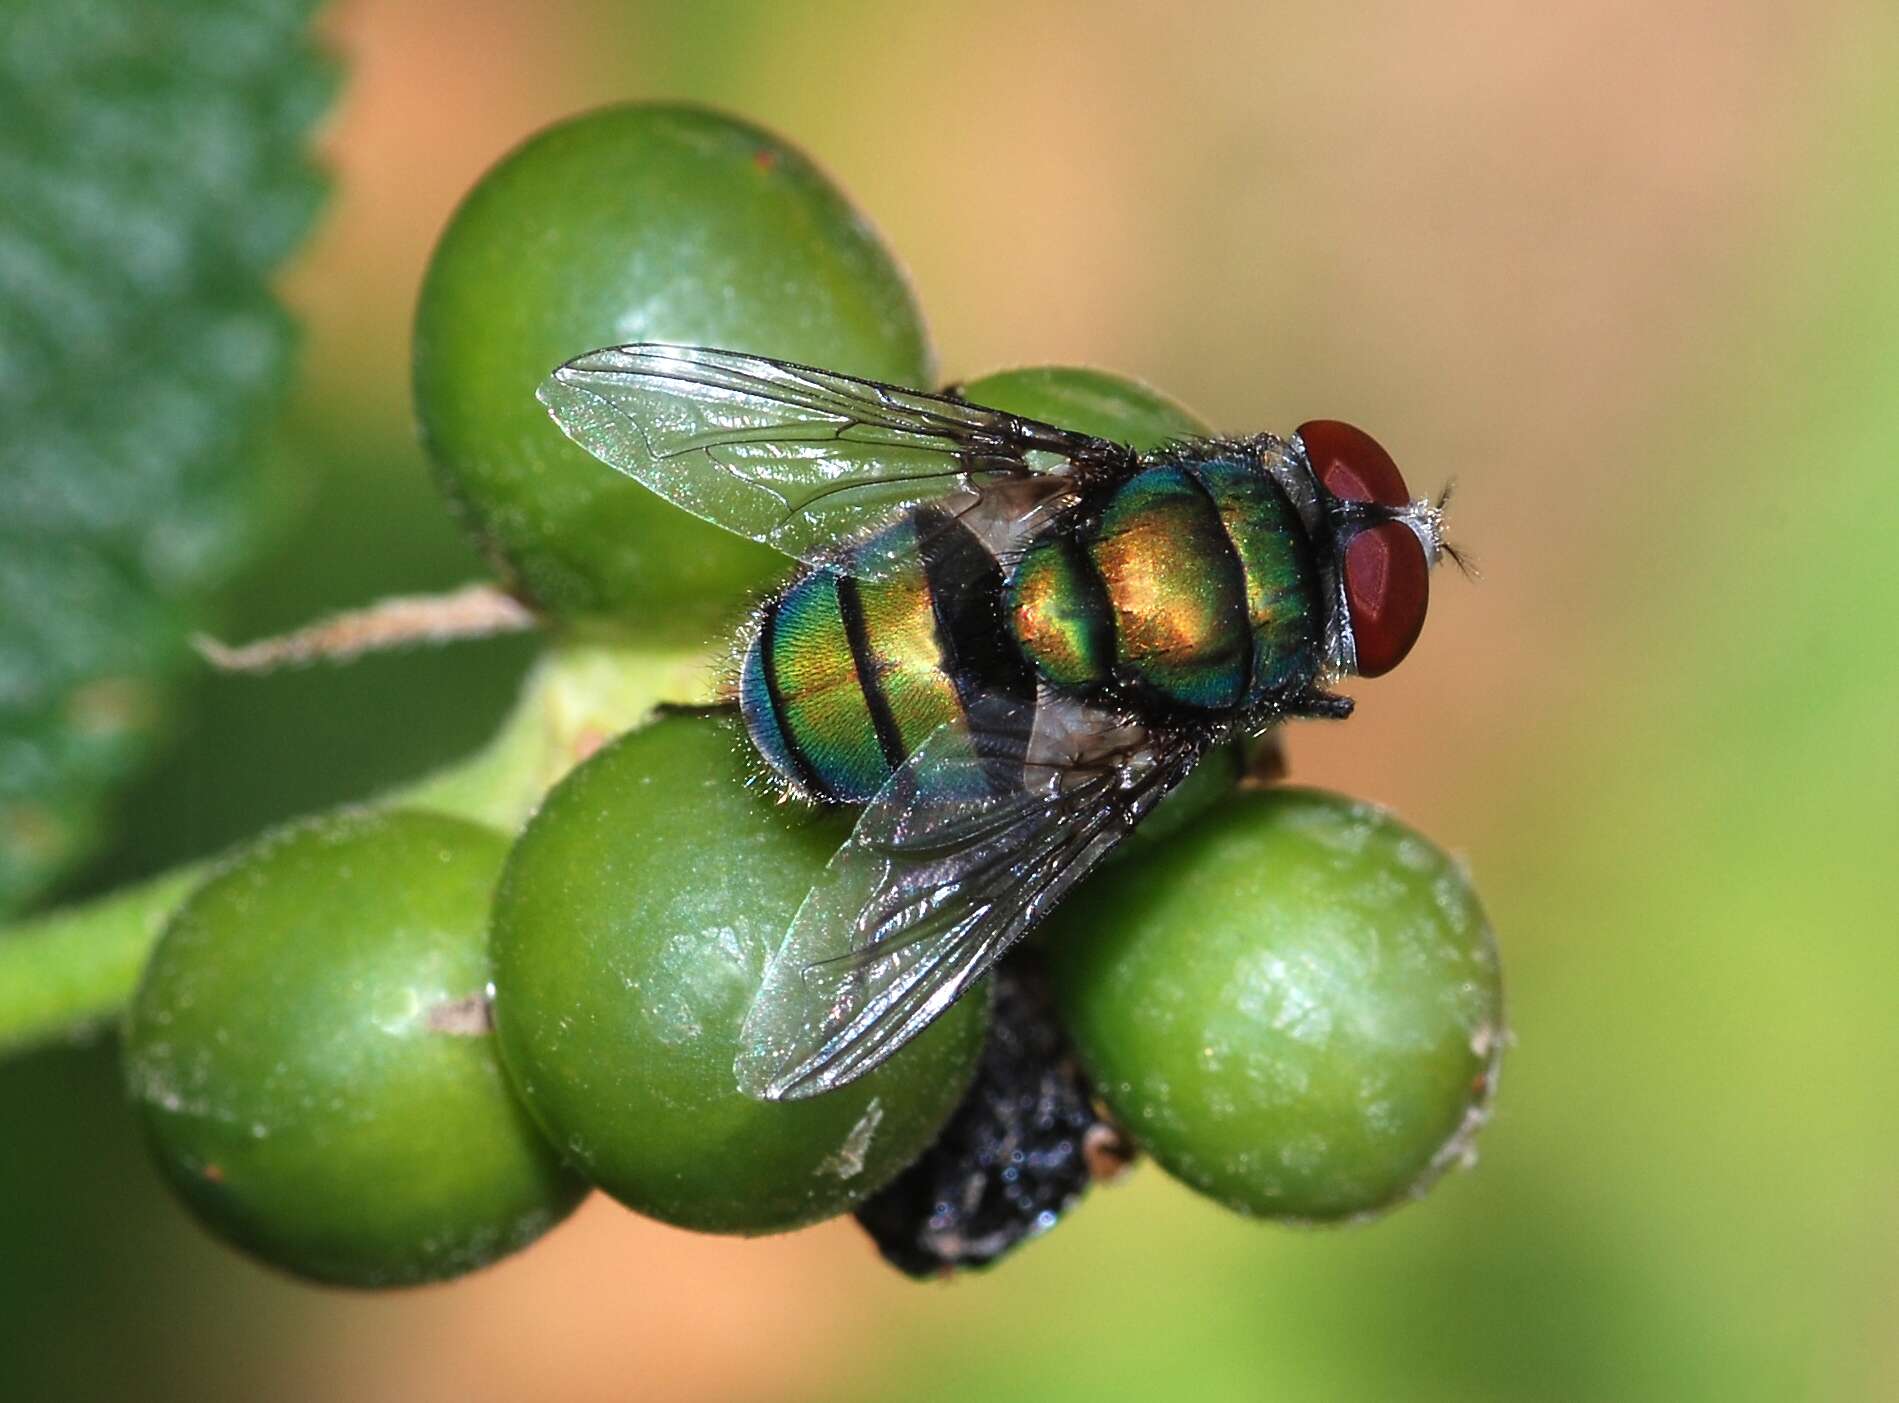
[0,866,209,1055]
[393,637,713,831]
[0,636,714,1058]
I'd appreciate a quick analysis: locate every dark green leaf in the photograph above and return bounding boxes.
[0,0,336,913]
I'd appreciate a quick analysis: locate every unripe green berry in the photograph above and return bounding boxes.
[1047,788,1503,1221]
[413,103,933,633]
[123,810,587,1286]
[958,364,1207,450]
[489,714,987,1235]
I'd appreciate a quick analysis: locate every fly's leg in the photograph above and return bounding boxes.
[1283,687,1355,721]
[1241,730,1289,787]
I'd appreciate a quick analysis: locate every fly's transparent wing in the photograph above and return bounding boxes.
[536,344,1130,574]
[735,717,1201,1101]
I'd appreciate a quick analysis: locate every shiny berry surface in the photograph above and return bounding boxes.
[414,103,933,634]
[123,811,588,1286]
[1047,787,1503,1222]
[489,714,987,1235]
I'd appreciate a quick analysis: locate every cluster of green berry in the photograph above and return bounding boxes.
[120,105,1502,1287]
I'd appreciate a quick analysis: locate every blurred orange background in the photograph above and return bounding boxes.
[6,3,1896,1400]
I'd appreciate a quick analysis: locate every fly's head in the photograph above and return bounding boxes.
[1268,420,1460,680]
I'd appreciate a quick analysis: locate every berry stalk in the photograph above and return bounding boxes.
[0,635,713,1058]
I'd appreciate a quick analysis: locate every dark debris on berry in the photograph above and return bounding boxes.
[853,958,1129,1277]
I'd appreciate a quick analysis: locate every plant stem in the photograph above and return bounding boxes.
[0,865,208,1055]
[0,636,715,1059]
[393,637,714,831]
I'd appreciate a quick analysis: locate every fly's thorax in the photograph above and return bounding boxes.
[1184,454,1323,694]
[1006,454,1322,714]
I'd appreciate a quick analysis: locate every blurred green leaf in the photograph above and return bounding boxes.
[0,0,336,914]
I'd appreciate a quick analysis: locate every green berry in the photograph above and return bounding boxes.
[958,364,1208,450]
[489,713,986,1235]
[413,103,933,634]
[1046,787,1503,1221]
[122,810,586,1287]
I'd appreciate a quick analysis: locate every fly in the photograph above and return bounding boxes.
[537,344,1453,1101]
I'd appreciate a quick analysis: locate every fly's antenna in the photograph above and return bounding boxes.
[1407,479,1478,580]
[1434,480,1479,580]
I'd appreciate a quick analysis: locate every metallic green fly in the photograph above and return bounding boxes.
[539,345,1452,1100]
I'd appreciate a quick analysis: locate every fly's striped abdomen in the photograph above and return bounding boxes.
[739,567,892,802]
[740,509,1023,803]
[848,518,963,761]
[1007,456,1320,713]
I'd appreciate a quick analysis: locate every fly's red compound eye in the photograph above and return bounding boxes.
[1297,419,1410,508]
[1342,521,1429,676]
[1298,420,1428,676]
